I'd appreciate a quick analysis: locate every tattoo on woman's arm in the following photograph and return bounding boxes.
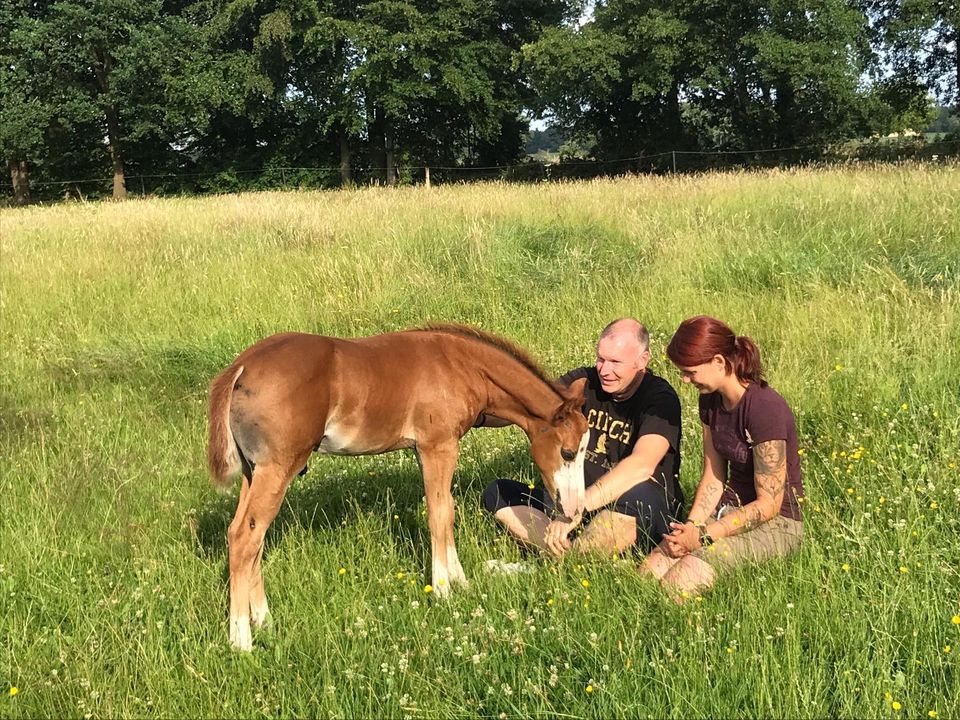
[742,505,765,531]
[693,482,722,519]
[754,439,787,502]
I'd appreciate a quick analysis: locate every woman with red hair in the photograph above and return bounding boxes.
[642,316,805,598]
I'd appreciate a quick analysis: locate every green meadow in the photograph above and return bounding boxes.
[1,164,958,719]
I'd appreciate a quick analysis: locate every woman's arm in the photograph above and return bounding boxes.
[663,425,726,557]
[706,439,786,539]
[687,424,726,525]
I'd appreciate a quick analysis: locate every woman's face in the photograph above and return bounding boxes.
[675,354,728,393]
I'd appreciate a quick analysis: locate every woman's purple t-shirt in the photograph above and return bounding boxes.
[698,383,804,521]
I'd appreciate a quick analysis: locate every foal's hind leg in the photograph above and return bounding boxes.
[416,442,467,598]
[227,461,297,651]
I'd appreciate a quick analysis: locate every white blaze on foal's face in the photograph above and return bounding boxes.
[552,429,589,519]
[530,399,590,520]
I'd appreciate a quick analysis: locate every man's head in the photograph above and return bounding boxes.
[595,318,650,400]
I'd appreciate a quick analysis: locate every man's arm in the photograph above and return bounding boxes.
[583,433,670,512]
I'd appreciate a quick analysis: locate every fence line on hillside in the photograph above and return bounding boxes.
[4,138,959,201]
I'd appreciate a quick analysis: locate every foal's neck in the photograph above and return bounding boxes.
[481,357,562,430]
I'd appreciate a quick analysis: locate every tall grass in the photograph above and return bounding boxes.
[1,164,958,718]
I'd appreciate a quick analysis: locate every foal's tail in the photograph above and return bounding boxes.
[207,364,245,489]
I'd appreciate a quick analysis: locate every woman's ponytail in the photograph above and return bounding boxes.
[733,335,764,385]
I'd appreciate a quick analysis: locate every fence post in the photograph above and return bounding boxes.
[425,166,431,188]
[672,151,677,173]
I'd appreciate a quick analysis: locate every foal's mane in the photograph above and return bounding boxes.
[415,323,561,394]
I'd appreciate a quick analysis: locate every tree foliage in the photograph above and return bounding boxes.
[0,0,953,200]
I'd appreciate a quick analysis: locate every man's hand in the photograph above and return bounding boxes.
[544,515,582,557]
[663,521,701,558]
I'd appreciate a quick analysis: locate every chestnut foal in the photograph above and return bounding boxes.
[207,324,588,651]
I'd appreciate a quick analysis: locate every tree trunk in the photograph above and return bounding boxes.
[954,27,959,115]
[93,48,126,200]
[775,77,796,148]
[734,76,752,144]
[104,103,127,200]
[370,105,387,185]
[339,132,352,185]
[8,158,30,206]
[667,81,684,148]
[384,124,395,187]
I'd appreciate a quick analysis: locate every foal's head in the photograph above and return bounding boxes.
[529,377,590,521]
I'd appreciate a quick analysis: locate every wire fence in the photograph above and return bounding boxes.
[4,137,959,203]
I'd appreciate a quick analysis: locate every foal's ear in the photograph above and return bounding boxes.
[553,377,587,422]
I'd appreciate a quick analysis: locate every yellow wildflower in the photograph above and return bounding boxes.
[842,563,850,572]
[952,615,960,625]
[581,579,590,588]
[928,711,938,718]
[892,701,902,711]
[944,645,952,653]
[8,688,17,697]
[423,584,433,594]
[585,684,593,694]
[899,566,909,574]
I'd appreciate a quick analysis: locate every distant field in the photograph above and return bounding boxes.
[1,164,958,718]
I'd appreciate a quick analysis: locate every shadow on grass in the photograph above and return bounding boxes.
[0,388,58,446]
[46,341,234,400]
[192,443,537,572]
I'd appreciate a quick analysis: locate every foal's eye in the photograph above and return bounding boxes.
[561,449,576,462]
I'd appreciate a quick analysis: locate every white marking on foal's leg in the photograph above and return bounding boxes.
[250,597,270,628]
[432,552,452,599]
[230,614,253,652]
[447,544,468,587]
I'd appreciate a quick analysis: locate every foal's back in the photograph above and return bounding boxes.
[227,331,483,464]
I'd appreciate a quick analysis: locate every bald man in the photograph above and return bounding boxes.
[481,318,684,557]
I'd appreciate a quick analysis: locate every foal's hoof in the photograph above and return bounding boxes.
[251,609,272,630]
[230,620,254,652]
[432,580,453,600]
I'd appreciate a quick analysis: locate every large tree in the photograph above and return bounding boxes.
[12,0,212,199]
[864,0,958,113]
[525,0,879,158]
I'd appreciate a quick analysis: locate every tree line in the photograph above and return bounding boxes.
[2,0,957,203]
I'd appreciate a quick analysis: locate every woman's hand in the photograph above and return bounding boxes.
[663,521,701,558]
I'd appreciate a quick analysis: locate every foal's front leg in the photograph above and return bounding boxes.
[416,442,467,598]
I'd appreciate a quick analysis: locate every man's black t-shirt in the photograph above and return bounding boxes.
[558,367,683,506]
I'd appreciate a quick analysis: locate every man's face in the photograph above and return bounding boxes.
[595,333,649,398]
